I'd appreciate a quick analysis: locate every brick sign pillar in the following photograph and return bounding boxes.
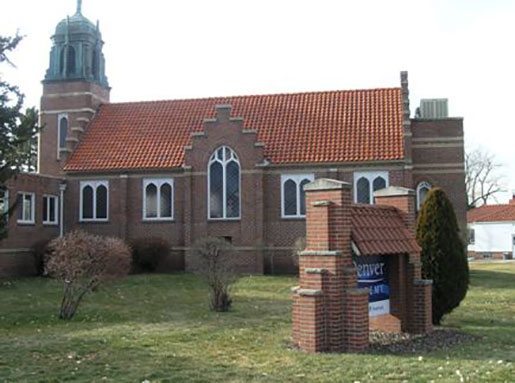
[292,179,369,353]
[374,186,433,334]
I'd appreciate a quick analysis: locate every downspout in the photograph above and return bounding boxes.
[59,183,67,237]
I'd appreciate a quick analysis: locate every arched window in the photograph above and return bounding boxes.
[143,179,174,220]
[59,46,76,75]
[92,48,99,79]
[357,177,370,204]
[67,45,76,75]
[416,181,432,210]
[281,174,314,218]
[58,114,68,151]
[353,171,389,204]
[373,177,386,192]
[208,146,240,219]
[80,181,109,221]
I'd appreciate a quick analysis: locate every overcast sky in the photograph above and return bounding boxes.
[1,0,514,201]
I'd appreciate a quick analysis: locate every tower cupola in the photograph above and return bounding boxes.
[44,0,109,88]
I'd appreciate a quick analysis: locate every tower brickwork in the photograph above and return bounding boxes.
[39,0,110,176]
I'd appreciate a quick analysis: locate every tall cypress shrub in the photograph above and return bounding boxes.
[416,187,469,324]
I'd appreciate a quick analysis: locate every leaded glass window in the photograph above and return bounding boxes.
[208,146,240,219]
[373,177,386,193]
[357,177,370,204]
[353,171,389,204]
[80,181,109,221]
[281,174,314,218]
[143,179,174,220]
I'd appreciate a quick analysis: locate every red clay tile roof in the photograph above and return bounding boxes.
[351,204,420,256]
[467,202,515,223]
[64,88,404,171]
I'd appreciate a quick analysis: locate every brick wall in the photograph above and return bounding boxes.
[39,81,110,178]
[0,173,62,276]
[410,118,466,236]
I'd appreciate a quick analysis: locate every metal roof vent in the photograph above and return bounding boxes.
[417,98,449,119]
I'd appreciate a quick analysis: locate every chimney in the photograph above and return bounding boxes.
[510,191,515,205]
[374,186,416,231]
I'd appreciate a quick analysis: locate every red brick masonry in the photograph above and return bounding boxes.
[292,179,432,353]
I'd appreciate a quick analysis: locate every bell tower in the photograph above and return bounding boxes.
[39,0,110,176]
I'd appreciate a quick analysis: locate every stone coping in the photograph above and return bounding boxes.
[374,186,415,197]
[305,268,327,274]
[312,200,332,207]
[299,250,342,257]
[291,286,323,296]
[303,178,351,191]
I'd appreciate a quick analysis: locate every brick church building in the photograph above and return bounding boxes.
[0,2,466,276]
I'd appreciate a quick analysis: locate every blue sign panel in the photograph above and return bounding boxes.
[354,255,390,317]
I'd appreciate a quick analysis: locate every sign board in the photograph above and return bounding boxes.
[354,255,390,317]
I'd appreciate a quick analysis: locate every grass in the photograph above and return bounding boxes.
[0,263,514,382]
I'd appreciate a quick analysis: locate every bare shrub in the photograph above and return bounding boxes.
[46,230,131,320]
[291,237,306,267]
[130,237,170,273]
[191,237,239,312]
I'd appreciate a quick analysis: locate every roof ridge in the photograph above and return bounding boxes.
[105,87,402,106]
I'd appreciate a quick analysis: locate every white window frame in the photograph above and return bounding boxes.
[416,181,432,210]
[353,171,389,204]
[207,146,241,220]
[57,113,68,158]
[281,174,315,218]
[17,192,35,224]
[0,189,9,223]
[142,178,174,221]
[43,194,59,225]
[80,180,109,222]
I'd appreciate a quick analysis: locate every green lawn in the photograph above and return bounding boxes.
[0,263,514,382]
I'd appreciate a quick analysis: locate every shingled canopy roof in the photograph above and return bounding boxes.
[64,88,404,172]
[351,204,420,256]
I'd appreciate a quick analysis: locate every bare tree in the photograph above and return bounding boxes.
[190,237,239,312]
[46,230,131,320]
[465,148,505,209]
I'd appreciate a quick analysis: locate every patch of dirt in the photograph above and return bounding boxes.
[369,327,477,354]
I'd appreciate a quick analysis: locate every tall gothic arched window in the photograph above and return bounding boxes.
[208,146,240,219]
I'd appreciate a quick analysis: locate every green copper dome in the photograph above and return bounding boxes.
[44,0,109,88]
[55,12,97,36]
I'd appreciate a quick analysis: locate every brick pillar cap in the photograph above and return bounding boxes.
[374,186,415,197]
[304,178,351,191]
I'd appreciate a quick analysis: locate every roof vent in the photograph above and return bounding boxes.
[416,98,448,119]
